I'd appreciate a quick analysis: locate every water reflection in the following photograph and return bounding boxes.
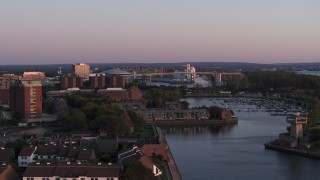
[160,124,237,136]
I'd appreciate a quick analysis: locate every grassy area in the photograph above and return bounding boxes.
[131,126,155,137]
[160,165,169,180]
[310,143,320,152]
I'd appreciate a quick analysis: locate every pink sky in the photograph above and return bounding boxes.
[0,0,319,65]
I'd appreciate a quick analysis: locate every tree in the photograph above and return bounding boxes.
[81,102,98,120]
[207,106,222,119]
[122,161,157,180]
[128,110,145,127]
[308,100,320,127]
[5,138,27,156]
[180,100,189,109]
[89,115,107,130]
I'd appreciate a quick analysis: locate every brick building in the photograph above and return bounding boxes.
[0,74,22,106]
[22,72,45,81]
[9,80,42,120]
[97,86,142,101]
[128,85,142,100]
[89,74,106,89]
[60,75,83,89]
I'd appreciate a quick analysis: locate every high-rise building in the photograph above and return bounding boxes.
[9,80,42,120]
[0,74,22,106]
[72,63,90,77]
[22,72,45,81]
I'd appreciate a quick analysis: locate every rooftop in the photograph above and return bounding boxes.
[100,69,131,75]
[23,162,119,178]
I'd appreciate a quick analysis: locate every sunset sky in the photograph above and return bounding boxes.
[1,0,319,65]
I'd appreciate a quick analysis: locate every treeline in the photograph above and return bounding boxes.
[245,71,320,91]
[58,95,133,135]
[143,88,180,108]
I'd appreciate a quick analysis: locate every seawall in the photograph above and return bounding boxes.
[156,127,182,180]
[265,142,320,159]
[147,119,238,126]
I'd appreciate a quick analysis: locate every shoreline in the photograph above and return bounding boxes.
[264,142,320,159]
[146,119,238,126]
[156,127,182,180]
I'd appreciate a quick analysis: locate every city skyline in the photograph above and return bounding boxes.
[1,0,320,65]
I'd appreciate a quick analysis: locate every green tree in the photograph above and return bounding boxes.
[128,110,145,127]
[207,106,222,119]
[81,102,98,120]
[89,115,107,130]
[181,100,189,109]
[308,100,320,126]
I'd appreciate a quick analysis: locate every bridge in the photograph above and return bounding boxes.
[125,71,217,77]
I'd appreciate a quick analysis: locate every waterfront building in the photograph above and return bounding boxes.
[23,162,119,180]
[118,146,162,177]
[9,80,42,120]
[286,112,307,139]
[72,63,91,77]
[215,72,245,86]
[136,109,209,122]
[274,113,308,148]
[173,64,196,83]
[22,72,45,81]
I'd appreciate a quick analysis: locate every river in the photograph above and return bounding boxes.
[164,98,320,180]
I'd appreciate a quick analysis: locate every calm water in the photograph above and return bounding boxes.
[164,98,320,180]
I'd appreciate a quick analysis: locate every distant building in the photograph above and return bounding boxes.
[72,63,91,77]
[215,72,245,86]
[89,74,106,89]
[173,64,196,83]
[100,69,131,88]
[98,88,128,101]
[0,74,22,106]
[46,88,94,98]
[22,72,45,81]
[60,75,83,89]
[9,80,42,120]
[23,162,119,180]
[97,86,142,101]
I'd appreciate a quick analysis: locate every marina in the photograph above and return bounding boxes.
[164,97,319,180]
